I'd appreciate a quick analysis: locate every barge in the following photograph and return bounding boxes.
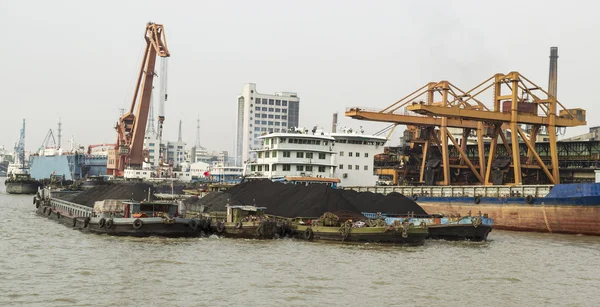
[363,212,493,241]
[210,205,291,239]
[34,190,203,237]
[6,173,41,195]
[345,183,600,236]
[291,212,428,245]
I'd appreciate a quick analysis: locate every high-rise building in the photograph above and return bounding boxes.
[235,83,300,166]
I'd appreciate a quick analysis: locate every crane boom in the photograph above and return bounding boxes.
[107,22,170,177]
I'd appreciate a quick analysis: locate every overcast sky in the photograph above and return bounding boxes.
[1,0,598,153]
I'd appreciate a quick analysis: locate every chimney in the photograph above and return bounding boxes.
[332,112,338,133]
[548,47,558,99]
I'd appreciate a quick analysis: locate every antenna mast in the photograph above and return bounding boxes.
[57,117,62,149]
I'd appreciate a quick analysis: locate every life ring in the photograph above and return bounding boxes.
[303,227,314,240]
[106,219,114,229]
[72,218,77,227]
[47,208,52,216]
[235,222,243,229]
[99,218,106,228]
[474,195,481,204]
[189,219,199,230]
[84,217,90,228]
[525,195,534,204]
[133,219,143,229]
[412,194,418,201]
[216,221,225,233]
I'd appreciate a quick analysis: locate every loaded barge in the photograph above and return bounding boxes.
[345,183,600,236]
[33,189,203,237]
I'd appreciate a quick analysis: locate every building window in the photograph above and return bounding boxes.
[282,101,288,106]
[268,114,274,118]
[297,152,304,158]
[251,165,256,171]
[306,165,313,171]
[255,107,260,111]
[255,98,261,103]
[280,138,286,143]
[272,151,277,157]
[255,120,260,124]
[275,100,281,105]
[261,127,267,131]
[283,151,290,158]
[340,151,344,156]
[269,108,274,112]
[355,165,359,170]
[318,166,325,172]
[274,115,280,119]
[265,152,270,158]
[349,152,353,157]
[269,99,274,105]
[272,165,277,171]
[364,165,368,170]
[258,152,262,158]
[356,152,360,157]
[282,116,287,120]
[268,121,273,125]
[318,153,326,159]
[282,109,287,113]
[254,127,260,131]
[282,122,287,126]
[275,108,281,112]
[265,165,270,171]
[261,121,267,125]
[306,153,313,159]
[257,165,263,171]
[283,165,291,171]
[365,153,369,158]
[296,165,304,171]
[348,165,352,170]
[262,107,267,111]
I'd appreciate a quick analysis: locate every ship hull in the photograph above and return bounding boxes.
[293,225,428,245]
[6,182,40,194]
[427,224,492,241]
[417,199,600,236]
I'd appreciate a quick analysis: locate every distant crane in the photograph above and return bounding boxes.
[107,22,170,177]
[13,119,26,169]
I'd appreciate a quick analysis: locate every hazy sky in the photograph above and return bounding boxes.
[1,0,598,153]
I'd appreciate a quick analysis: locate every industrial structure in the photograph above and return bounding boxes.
[347,47,588,186]
[107,22,170,177]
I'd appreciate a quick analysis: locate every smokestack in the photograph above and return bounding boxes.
[332,112,338,133]
[548,47,558,99]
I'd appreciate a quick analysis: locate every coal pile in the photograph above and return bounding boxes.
[193,180,427,217]
[64,182,154,207]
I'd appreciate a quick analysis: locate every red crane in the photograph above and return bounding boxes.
[107,22,170,177]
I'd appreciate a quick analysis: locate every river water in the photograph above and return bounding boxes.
[1,181,599,307]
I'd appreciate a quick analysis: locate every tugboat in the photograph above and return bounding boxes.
[5,171,42,195]
[363,211,494,241]
[291,212,428,245]
[33,189,206,237]
[211,205,291,239]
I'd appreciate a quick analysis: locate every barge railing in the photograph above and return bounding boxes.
[341,185,554,198]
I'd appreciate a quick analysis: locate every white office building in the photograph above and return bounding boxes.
[331,128,387,187]
[235,83,300,167]
[143,134,186,168]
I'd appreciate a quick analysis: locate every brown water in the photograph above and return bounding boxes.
[1,181,599,307]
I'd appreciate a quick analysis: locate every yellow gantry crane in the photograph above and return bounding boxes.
[346,72,586,186]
